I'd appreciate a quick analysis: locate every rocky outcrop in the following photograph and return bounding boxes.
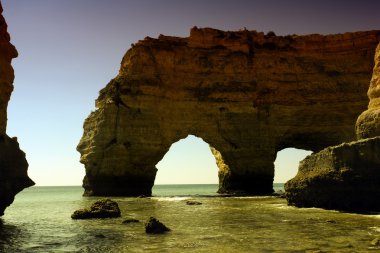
[0,2,16,134]
[71,199,121,219]
[285,43,380,212]
[285,137,380,212]
[356,43,380,139]
[78,26,380,196]
[0,2,34,215]
[145,217,170,234]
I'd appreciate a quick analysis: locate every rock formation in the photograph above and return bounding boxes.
[0,2,34,215]
[71,199,121,219]
[356,43,380,139]
[285,43,380,212]
[145,217,170,234]
[78,26,380,196]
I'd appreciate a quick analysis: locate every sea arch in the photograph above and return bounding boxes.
[155,135,218,185]
[274,148,312,184]
[77,27,380,196]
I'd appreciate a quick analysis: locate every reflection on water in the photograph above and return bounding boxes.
[0,186,380,252]
[0,219,22,252]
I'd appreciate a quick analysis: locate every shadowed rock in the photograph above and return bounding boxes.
[0,1,34,216]
[371,236,380,246]
[286,43,380,213]
[285,137,380,212]
[77,27,380,196]
[186,200,202,205]
[145,217,170,234]
[71,199,121,219]
[122,218,139,224]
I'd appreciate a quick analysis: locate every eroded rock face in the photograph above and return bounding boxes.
[356,43,380,139]
[0,2,34,215]
[0,2,17,133]
[285,42,380,212]
[285,137,380,212]
[78,27,380,196]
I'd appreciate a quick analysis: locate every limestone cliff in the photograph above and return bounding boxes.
[78,27,380,196]
[285,42,380,212]
[356,43,380,139]
[0,2,34,215]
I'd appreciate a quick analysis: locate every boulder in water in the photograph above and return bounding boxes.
[371,236,380,246]
[145,217,170,234]
[71,199,121,219]
[122,218,140,224]
[185,200,202,205]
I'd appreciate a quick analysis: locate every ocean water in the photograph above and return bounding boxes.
[1,184,380,253]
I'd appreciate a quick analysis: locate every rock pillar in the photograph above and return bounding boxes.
[0,2,34,215]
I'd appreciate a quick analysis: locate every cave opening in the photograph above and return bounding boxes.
[273,148,312,191]
[154,135,219,195]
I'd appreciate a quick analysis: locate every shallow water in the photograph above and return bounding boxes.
[1,185,380,252]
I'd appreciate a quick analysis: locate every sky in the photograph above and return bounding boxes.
[1,0,379,186]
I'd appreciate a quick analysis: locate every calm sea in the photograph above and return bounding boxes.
[1,184,380,252]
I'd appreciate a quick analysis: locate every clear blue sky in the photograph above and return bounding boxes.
[2,0,379,186]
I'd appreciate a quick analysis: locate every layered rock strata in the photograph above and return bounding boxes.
[285,43,380,212]
[78,27,380,196]
[0,2,34,215]
[285,137,380,212]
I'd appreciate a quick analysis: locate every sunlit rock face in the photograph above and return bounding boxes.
[0,2,34,215]
[78,27,380,196]
[356,43,380,139]
[286,42,380,212]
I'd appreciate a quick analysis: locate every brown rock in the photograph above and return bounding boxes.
[145,217,170,234]
[0,1,34,215]
[285,137,380,212]
[77,27,380,196]
[0,2,18,134]
[356,43,380,139]
[285,43,380,212]
[71,199,121,219]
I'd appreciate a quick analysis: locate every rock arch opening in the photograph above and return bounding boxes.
[155,135,219,186]
[274,148,312,189]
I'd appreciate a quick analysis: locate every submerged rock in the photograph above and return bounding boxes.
[185,200,202,205]
[371,236,380,246]
[145,217,170,234]
[77,27,380,197]
[273,190,286,198]
[71,199,121,219]
[122,218,139,224]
